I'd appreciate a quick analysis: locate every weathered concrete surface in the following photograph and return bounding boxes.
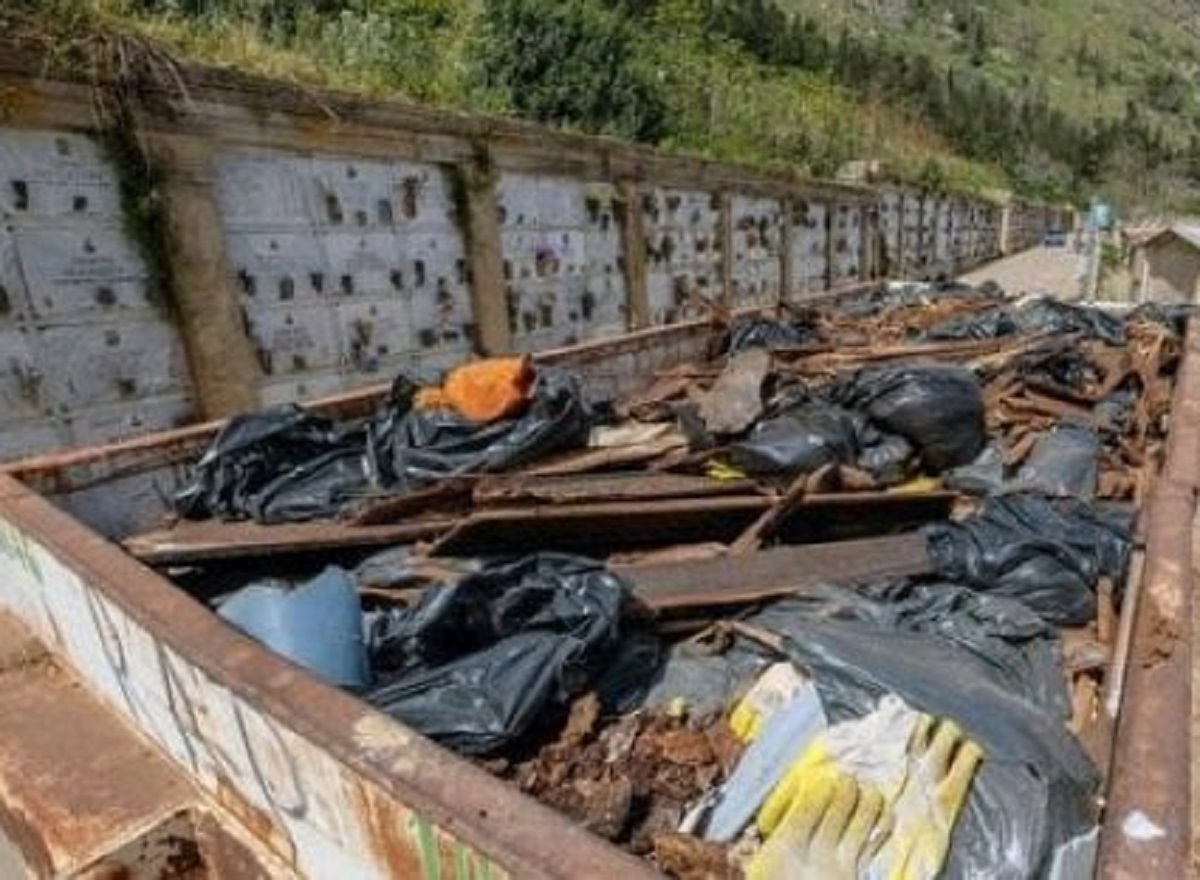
[959,244,1087,298]
[152,133,264,418]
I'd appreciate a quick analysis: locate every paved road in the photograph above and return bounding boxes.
[959,245,1089,299]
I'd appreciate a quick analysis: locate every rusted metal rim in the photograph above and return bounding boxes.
[1097,319,1198,878]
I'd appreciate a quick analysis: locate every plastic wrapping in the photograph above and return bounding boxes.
[1013,299,1125,345]
[946,442,1008,495]
[855,430,916,485]
[643,642,767,718]
[1127,301,1196,336]
[725,316,815,354]
[924,494,1133,626]
[742,582,1098,879]
[365,553,641,755]
[728,403,860,475]
[173,404,369,523]
[1014,425,1101,500]
[175,367,593,523]
[377,367,593,492]
[924,297,1129,345]
[924,306,1021,341]
[835,365,986,471]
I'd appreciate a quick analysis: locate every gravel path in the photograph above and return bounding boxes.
[959,245,1089,299]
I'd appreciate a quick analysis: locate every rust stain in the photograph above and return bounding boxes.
[194,811,276,880]
[348,779,424,879]
[213,777,292,866]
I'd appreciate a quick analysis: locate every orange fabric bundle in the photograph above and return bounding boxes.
[414,356,535,423]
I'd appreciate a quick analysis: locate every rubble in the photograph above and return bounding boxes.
[154,282,1191,878]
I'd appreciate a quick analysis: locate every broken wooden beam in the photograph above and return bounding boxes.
[428,490,956,557]
[473,472,760,506]
[124,515,457,565]
[617,532,932,612]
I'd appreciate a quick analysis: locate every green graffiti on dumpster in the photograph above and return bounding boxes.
[0,518,44,585]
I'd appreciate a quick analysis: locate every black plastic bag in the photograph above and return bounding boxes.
[1013,298,1125,345]
[854,428,916,485]
[376,367,593,491]
[1127,301,1195,336]
[743,582,1098,879]
[835,365,986,471]
[728,402,860,475]
[923,306,1021,341]
[365,554,637,755]
[1014,424,1100,500]
[724,316,815,354]
[175,367,593,524]
[924,494,1133,626]
[946,442,1008,495]
[836,281,1001,320]
[173,405,370,522]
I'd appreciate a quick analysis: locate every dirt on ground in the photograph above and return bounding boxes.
[485,694,744,878]
[959,245,1087,299]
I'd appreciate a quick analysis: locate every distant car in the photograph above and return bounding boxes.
[1043,228,1067,247]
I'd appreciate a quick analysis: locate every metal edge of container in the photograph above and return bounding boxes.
[1096,319,1199,879]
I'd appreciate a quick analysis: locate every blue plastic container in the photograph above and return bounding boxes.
[218,566,369,689]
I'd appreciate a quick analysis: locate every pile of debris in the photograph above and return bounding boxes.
[160,282,1190,879]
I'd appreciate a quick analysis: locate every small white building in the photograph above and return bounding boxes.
[1129,224,1200,303]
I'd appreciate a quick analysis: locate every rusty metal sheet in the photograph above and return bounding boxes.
[617,532,931,611]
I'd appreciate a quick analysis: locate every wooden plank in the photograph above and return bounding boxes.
[473,472,760,505]
[124,515,457,565]
[429,490,956,557]
[618,532,932,611]
[127,490,955,566]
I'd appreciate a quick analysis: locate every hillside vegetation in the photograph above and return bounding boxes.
[8,0,1200,212]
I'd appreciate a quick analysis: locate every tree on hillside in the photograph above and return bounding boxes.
[479,0,667,142]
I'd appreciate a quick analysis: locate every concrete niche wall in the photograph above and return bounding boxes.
[497,173,626,350]
[0,129,196,459]
[215,149,473,404]
[0,52,1053,462]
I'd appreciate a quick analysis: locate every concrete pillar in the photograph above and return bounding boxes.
[718,192,734,306]
[148,133,262,418]
[778,199,793,307]
[859,204,876,281]
[999,203,1013,256]
[457,159,511,355]
[824,202,837,290]
[615,181,650,329]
